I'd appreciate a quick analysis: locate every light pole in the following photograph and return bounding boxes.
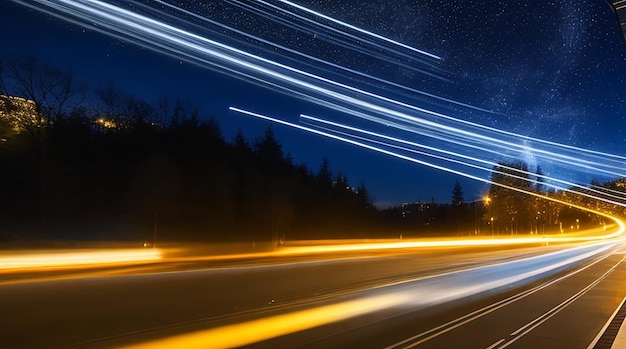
[471,196,491,235]
[153,210,157,248]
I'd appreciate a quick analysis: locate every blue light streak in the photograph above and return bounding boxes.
[10,0,626,208]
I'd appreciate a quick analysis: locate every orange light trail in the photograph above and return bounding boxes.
[122,293,408,349]
[115,191,625,348]
[120,230,624,349]
[278,199,625,256]
[0,249,162,271]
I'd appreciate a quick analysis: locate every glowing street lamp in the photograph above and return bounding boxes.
[472,196,491,235]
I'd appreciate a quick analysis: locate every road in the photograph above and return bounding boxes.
[1,241,625,348]
[247,245,626,349]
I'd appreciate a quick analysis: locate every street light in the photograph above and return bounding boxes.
[472,196,491,235]
[153,210,158,249]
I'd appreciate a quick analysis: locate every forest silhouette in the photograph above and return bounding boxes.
[1,54,621,243]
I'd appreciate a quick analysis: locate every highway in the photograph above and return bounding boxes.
[248,245,626,349]
[1,237,626,348]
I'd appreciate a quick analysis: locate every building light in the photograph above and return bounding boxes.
[95,117,117,129]
[0,94,40,133]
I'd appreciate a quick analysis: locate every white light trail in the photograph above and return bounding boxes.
[223,0,446,77]
[151,0,487,112]
[122,240,622,349]
[269,0,442,60]
[233,107,626,210]
[11,0,626,209]
[7,3,625,347]
[300,114,626,203]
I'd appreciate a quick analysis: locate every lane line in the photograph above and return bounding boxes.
[385,251,615,349]
[495,255,626,348]
[509,273,604,337]
[486,339,505,349]
[587,295,626,348]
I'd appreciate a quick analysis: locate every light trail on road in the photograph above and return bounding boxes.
[1,203,620,274]
[0,249,162,271]
[120,239,624,348]
[6,2,625,346]
[122,292,409,349]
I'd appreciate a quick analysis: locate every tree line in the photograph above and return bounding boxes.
[485,161,626,235]
[378,161,626,237]
[1,54,623,242]
[0,54,384,243]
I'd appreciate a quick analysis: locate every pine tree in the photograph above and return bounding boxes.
[451,180,465,206]
[535,165,545,193]
[316,156,333,187]
[254,126,284,169]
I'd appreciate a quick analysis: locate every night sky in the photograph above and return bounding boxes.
[1,0,624,207]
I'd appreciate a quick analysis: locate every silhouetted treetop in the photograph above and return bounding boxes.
[4,53,531,242]
[451,181,464,206]
[316,156,332,187]
[254,126,284,169]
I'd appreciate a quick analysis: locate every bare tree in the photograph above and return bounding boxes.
[0,53,87,146]
[154,95,171,127]
[94,80,126,129]
[0,54,86,233]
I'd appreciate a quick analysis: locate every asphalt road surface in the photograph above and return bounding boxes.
[247,246,626,349]
[2,242,625,348]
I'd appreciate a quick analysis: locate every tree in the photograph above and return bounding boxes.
[451,180,465,206]
[535,165,545,193]
[154,95,171,126]
[355,183,372,209]
[269,178,294,246]
[486,161,533,234]
[125,95,155,128]
[95,80,125,128]
[254,126,284,170]
[0,54,86,234]
[334,173,350,192]
[316,156,333,188]
[232,129,251,154]
[0,94,32,149]
[450,180,465,233]
[0,54,87,146]
[531,165,548,234]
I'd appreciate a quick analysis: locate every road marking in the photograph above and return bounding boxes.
[486,339,505,349]
[494,255,625,348]
[385,252,614,349]
[587,295,626,349]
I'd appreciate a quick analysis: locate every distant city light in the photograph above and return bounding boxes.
[95,117,117,129]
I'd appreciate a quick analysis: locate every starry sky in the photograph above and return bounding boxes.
[1,0,625,207]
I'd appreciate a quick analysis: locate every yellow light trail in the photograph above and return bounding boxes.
[121,221,625,349]
[6,2,625,345]
[0,249,162,271]
[122,293,408,349]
